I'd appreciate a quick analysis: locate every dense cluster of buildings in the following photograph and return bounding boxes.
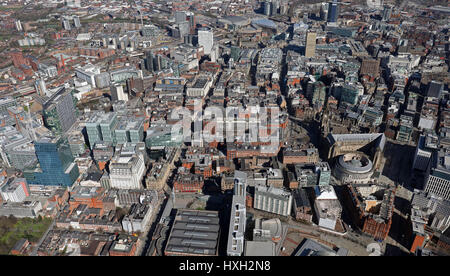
[0,0,449,256]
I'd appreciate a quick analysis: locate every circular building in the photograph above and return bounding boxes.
[334,152,374,183]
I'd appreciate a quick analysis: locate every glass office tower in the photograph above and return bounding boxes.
[327,0,339,23]
[24,137,79,187]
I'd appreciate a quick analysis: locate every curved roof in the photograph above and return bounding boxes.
[251,19,277,29]
[338,153,373,173]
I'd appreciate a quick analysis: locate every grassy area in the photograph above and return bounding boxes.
[0,216,53,255]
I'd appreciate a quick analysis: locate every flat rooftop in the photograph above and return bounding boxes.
[165,209,220,256]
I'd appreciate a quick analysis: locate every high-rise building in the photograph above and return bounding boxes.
[62,19,71,31]
[382,5,392,22]
[109,153,145,190]
[24,136,80,187]
[230,46,241,62]
[264,1,272,16]
[0,97,17,113]
[144,51,154,72]
[184,34,197,46]
[186,12,196,34]
[227,171,247,256]
[327,0,339,23]
[413,135,434,172]
[15,20,23,31]
[34,79,48,97]
[253,184,293,216]
[178,21,190,40]
[0,178,30,203]
[308,81,326,109]
[320,3,329,21]
[316,162,331,186]
[42,87,77,135]
[114,117,144,145]
[74,16,81,28]
[85,111,119,149]
[175,11,187,24]
[424,150,450,200]
[305,31,316,58]
[111,84,128,102]
[1,132,37,170]
[198,28,214,56]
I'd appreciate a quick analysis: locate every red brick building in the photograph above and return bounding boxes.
[173,173,204,193]
[344,184,396,241]
[282,147,319,165]
[9,51,28,68]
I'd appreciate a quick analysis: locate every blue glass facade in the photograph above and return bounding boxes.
[24,138,79,187]
[327,1,339,23]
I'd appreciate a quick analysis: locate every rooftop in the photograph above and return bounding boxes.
[165,209,220,256]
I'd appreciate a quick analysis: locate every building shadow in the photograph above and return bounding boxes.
[384,243,411,256]
[394,196,411,216]
[388,212,413,250]
[381,142,416,183]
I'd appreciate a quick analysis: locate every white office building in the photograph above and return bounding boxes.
[313,185,342,230]
[424,150,450,200]
[111,84,128,102]
[227,171,247,256]
[109,154,145,190]
[75,64,101,88]
[0,178,29,203]
[254,184,292,217]
[198,28,214,55]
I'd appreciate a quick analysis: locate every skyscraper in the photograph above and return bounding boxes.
[227,171,247,256]
[305,31,317,58]
[327,0,339,23]
[424,150,450,200]
[42,87,77,135]
[311,81,327,109]
[264,1,272,16]
[230,46,241,62]
[62,19,71,31]
[15,20,22,31]
[186,12,196,34]
[85,111,119,148]
[320,3,329,21]
[175,11,187,24]
[198,28,214,56]
[178,21,190,41]
[74,16,81,28]
[382,5,392,22]
[24,136,80,187]
[109,153,145,190]
[34,79,48,97]
[110,84,128,102]
[144,51,154,72]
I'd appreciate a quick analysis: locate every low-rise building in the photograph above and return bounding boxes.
[165,209,220,256]
[122,203,153,234]
[253,184,293,217]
